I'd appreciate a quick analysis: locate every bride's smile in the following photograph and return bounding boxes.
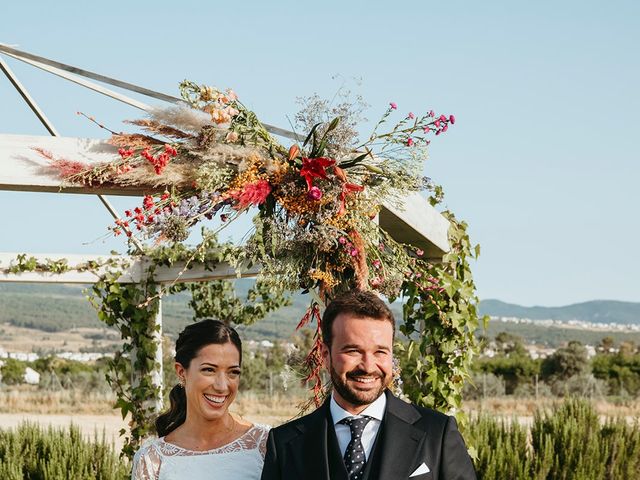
[178,341,242,422]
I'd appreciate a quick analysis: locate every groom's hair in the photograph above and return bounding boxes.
[321,290,395,349]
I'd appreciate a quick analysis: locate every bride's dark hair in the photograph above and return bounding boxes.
[155,319,242,437]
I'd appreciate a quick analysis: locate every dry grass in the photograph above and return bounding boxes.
[232,391,307,426]
[0,387,116,414]
[2,388,638,423]
[464,396,640,419]
[0,323,120,353]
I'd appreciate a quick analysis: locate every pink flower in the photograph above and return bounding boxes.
[408,112,415,119]
[339,237,347,245]
[416,248,424,256]
[407,137,414,146]
[434,119,441,128]
[428,110,435,117]
[390,102,397,110]
[439,114,447,122]
[350,248,359,257]
[449,114,455,124]
[373,259,382,269]
[423,127,430,134]
[442,124,448,133]
[307,186,323,201]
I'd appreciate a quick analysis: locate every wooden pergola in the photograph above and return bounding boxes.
[0,43,451,412]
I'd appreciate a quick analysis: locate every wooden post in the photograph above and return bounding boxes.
[150,290,164,414]
[128,284,164,420]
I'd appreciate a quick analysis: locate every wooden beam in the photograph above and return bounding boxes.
[0,133,144,195]
[0,133,450,257]
[380,193,450,259]
[0,253,260,284]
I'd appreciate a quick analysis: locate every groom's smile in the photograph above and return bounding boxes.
[322,313,394,414]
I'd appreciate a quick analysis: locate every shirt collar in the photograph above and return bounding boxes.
[330,390,387,425]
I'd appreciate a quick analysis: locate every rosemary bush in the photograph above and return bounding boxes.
[0,423,128,480]
[470,398,640,480]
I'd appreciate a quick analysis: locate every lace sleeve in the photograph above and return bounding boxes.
[257,424,271,459]
[131,441,163,480]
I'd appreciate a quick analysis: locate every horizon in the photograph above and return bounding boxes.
[2,1,639,307]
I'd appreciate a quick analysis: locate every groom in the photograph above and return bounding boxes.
[261,290,477,480]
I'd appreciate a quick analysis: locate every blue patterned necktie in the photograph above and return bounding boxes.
[339,416,372,480]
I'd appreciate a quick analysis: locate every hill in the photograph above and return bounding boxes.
[479,299,640,325]
[2,284,639,346]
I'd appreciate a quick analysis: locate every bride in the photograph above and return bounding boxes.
[132,319,269,479]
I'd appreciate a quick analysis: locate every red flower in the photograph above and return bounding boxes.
[338,182,364,216]
[300,157,336,190]
[143,195,154,210]
[232,179,272,209]
[118,148,134,159]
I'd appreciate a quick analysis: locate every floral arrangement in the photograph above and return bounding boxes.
[39,81,456,402]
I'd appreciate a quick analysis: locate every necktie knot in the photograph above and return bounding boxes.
[340,415,372,436]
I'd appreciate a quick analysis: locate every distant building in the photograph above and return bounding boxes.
[23,367,40,385]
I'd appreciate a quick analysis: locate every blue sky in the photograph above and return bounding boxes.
[1,1,638,306]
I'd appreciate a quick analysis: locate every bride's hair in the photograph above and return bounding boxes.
[155,319,242,437]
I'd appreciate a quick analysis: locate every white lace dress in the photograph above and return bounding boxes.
[131,424,269,480]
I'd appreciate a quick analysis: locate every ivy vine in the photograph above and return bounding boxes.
[394,211,485,454]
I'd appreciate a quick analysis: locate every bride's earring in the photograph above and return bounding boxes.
[178,377,185,388]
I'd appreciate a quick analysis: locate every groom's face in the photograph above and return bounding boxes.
[322,313,394,414]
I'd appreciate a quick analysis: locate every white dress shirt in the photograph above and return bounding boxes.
[330,392,387,461]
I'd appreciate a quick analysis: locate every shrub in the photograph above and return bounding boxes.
[471,398,640,479]
[0,359,26,386]
[0,423,128,479]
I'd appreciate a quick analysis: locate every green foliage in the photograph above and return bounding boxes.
[396,213,484,431]
[474,355,540,394]
[471,399,640,479]
[592,352,640,396]
[541,341,590,381]
[0,359,26,386]
[0,423,128,479]
[531,399,608,479]
[88,272,161,461]
[471,416,531,479]
[187,277,291,325]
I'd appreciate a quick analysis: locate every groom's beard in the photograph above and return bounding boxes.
[330,365,387,406]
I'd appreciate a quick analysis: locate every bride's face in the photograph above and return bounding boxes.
[177,341,241,423]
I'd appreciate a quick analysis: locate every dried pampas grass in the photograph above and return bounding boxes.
[147,105,213,133]
[113,163,195,188]
[124,119,193,140]
[109,133,164,149]
[192,143,266,169]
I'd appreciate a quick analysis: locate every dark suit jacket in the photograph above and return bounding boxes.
[261,390,477,480]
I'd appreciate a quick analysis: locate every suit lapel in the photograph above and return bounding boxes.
[296,401,335,480]
[376,391,426,480]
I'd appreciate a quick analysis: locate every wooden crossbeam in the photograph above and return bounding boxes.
[0,132,450,258]
[0,253,259,284]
